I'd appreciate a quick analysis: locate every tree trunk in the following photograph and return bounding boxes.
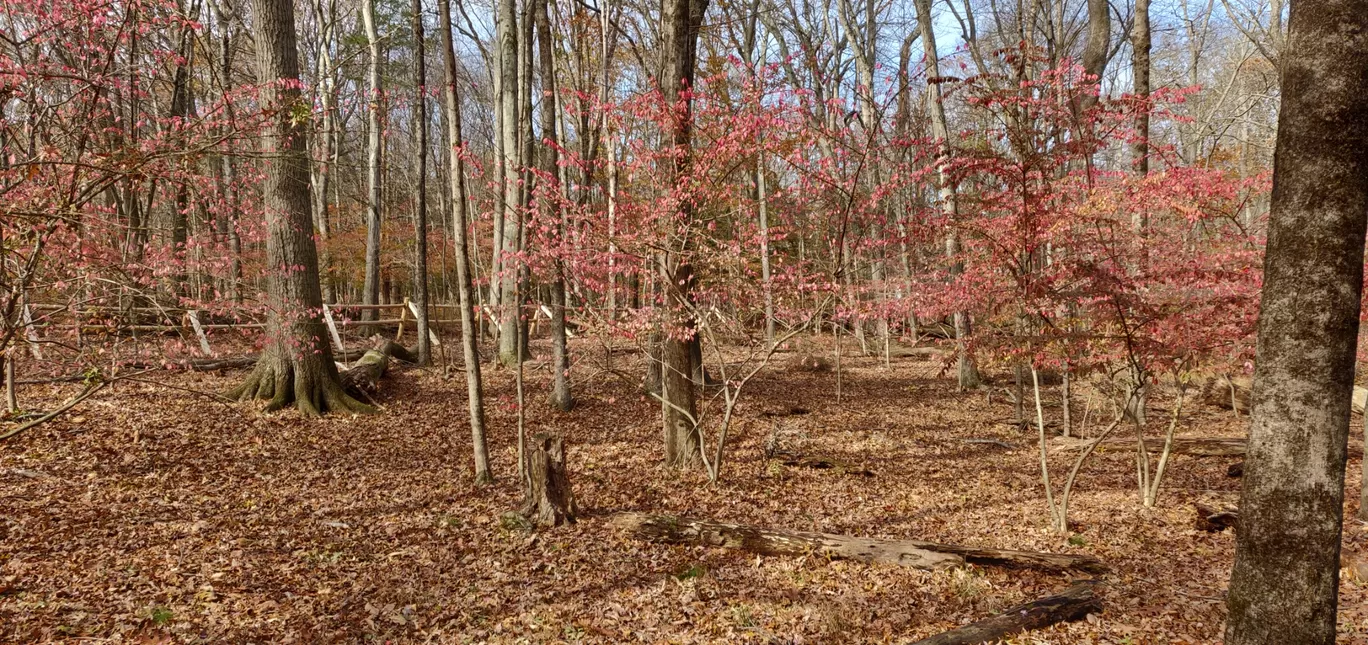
[519,432,577,527]
[495,0,523,366]
[411,0,431,365]
[1078,0,1111,113]
[535,0,572,411]
[910,581,1102,645]
[438,0,493,484]
[657,0,710,467]
[230,0,371,416]
[1225,2,1368,642]
[361,0,384,324]
[915,0,979,389]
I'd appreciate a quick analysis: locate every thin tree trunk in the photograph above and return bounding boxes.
[915,0,979,389]
[438,0,492,484]
[1226,2,1368,641]
[536,0,572,410]
[496,0,522,365]
[657,0,710,467]
[361,0,384,323]
[411,0,431,365]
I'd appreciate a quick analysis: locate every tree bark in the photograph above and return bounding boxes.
[519,432,578,526]
[915,0,979,389]
[495,0,523,366]
[910,581,1102,645]
[1225,2,1368,642]
[361,0,384,324]
[535,0,572,411]
[411,0,431,365]
[437,0,493,484]
[657,0,710,467]
[230,0,371,416]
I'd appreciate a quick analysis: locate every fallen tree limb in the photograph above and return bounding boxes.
[610,513,1108,574]
[1051,436,1246,457]
[610,513,960,571]
[769,451,875,476]
[910,580,1102,645]
[0,380,107,442]
[1052,436,1361,459]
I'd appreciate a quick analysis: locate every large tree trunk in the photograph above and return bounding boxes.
[910,581,1102,645]
[535,0,572,411]
[437,0,493,484]
[1225,2,1368,642]
[410,0,431,365]
[361,0,383,324]
[230,0,370,416]
[914,0,979,389]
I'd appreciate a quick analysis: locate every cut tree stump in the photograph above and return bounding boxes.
[610,513,1108,574]
[519,432,577,527]
[1194,502,1239,532]
[909,580,1102,645]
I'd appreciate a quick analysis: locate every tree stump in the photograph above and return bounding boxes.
[519,432,577,527]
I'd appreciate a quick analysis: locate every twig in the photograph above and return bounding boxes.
[0,381,107,441]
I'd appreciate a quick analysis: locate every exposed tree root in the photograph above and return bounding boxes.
[228,353,373,417]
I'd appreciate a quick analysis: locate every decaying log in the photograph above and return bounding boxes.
[774,453,876,476]
[610,513,1109,574]
[1198,374,1251,413]
[611,513,960,571]
[910,580,1102,645]
[1199,374,1368,417]
[1051,436,1248,457]
[519,432,577,527]
[1194,502,1239,532]
[1052,436,1360,460]
[339,341,418,394]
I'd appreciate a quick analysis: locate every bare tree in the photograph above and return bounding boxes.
[411,0,432,365]
[361,0,384,323]
[437,0,493,483]
[915,0,980,389]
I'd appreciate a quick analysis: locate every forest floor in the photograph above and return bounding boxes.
[1,337,1366,644]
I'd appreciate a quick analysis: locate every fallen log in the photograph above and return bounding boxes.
[610,513,960,571]
[1194,502,1239,532]
[1052,436,1361,459]
[774,453,876,477]
[610,513,1108,574]
[340,341,418,394]
[1051,436,1247,457]
[1199,374,1368,417]
[910,580,1102,645]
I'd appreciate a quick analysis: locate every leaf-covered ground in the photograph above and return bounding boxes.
[2,340,1365,643]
